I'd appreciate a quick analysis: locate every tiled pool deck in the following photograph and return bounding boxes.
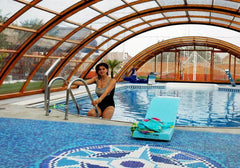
[0,83,240,167]
[0,117,240,168]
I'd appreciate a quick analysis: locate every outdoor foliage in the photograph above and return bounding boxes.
[106,59,122,78]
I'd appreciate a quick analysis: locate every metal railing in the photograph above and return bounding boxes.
[65,78,99,120]
[44,58,61,115]
[45,77,66,116]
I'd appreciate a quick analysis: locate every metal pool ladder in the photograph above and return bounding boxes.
[44,58,98,119]
[65,78,99,120]
[45,77,99,120]
[45,76,68,116]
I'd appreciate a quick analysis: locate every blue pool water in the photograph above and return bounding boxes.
[54,84,240,127]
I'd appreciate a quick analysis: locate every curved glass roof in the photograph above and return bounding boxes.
[1,0,240,98]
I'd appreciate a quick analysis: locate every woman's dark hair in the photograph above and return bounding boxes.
[96,62,109,77]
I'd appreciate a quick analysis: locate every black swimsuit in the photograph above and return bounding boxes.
[95,79,115,112]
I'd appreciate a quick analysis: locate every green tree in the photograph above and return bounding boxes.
[0,9,9,23]
[20,18,44,30]
[106,59,122,78]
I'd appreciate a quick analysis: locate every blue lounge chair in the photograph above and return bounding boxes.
[132,96,180,141]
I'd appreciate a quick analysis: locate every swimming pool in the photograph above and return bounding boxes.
[52,83,240,127]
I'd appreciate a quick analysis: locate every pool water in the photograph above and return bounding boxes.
[54,85,240,127]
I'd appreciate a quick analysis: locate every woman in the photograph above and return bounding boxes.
[74,63,116,119]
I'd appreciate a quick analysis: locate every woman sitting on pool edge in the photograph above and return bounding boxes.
[73,62,116,120]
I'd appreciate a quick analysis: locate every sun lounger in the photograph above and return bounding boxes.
[132,96,180,141]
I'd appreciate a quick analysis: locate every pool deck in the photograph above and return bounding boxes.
[0,83,239,135]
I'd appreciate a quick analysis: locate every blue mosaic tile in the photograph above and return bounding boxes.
[38,144,223,167]
[0,118,239,168]
[218,87,240,93]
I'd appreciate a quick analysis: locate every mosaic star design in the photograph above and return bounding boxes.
[40,144,223,168]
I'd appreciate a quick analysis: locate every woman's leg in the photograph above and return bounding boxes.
[102,106,114,119]
[87,106,102,117]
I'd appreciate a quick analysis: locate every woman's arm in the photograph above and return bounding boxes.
[92,78,116,106]
[73,76,97,86]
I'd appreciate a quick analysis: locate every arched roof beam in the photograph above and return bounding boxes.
[0,0,100,86]
[78,5,240,79]
[115,36,240,81]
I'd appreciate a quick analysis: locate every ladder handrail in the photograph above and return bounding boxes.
[45,77,66,116]
[65,78,99,120]
[44,58,61,115]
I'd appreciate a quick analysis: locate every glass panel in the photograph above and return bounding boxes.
[99,39,118,50]
[235,57,240,81]
[94,36,108,47]
[132,1,158,12]
[69,28,93,41]
[161,52,176,80]
[75,51,88,60]
[25,79,44,91]
[211,19,230,26]
[125,0,139,2]
[142,13,164,21]
[33,58,56,81]
[2,56,42,93]
[26,38,58,55]
[0,52,13,73]
[230,55,235,80]
[0,79,24,94]
[169,18,189,23]
[164,11,186,17]
[213,52,228,81]
[234,16,240,23]
[73,62,92,79]
[179,51,187,81]
[26,58,62,90]
[150,19,169,26]
[1,28,33,50]
[37,0,80,13]
[52,42,77,57]
[122,18,143,28]
[186,50,211,82]
[187,0,212,5]
[177,51,187,81]
[104,52,130,66]
[80,39,99,55]
[155,53,161,80]
[91,0,124,13]
[114,30,132,40]
[46,21,78,38]
[88,51,102,61]
[138,58,155,78]
[13,7,55,28]
[157,0,184,6]
[68,7,100,25]
[0,0,24,23]
[190,17,209,22]
[211,13,233,21]
[59,59,77,79]
[231,23,240,29]
[132,24,150,32]
[214,0,240,10]
[188,11,210,17]
[103,26,125,37]
[89,16,114,29]
[109,7,135,19]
